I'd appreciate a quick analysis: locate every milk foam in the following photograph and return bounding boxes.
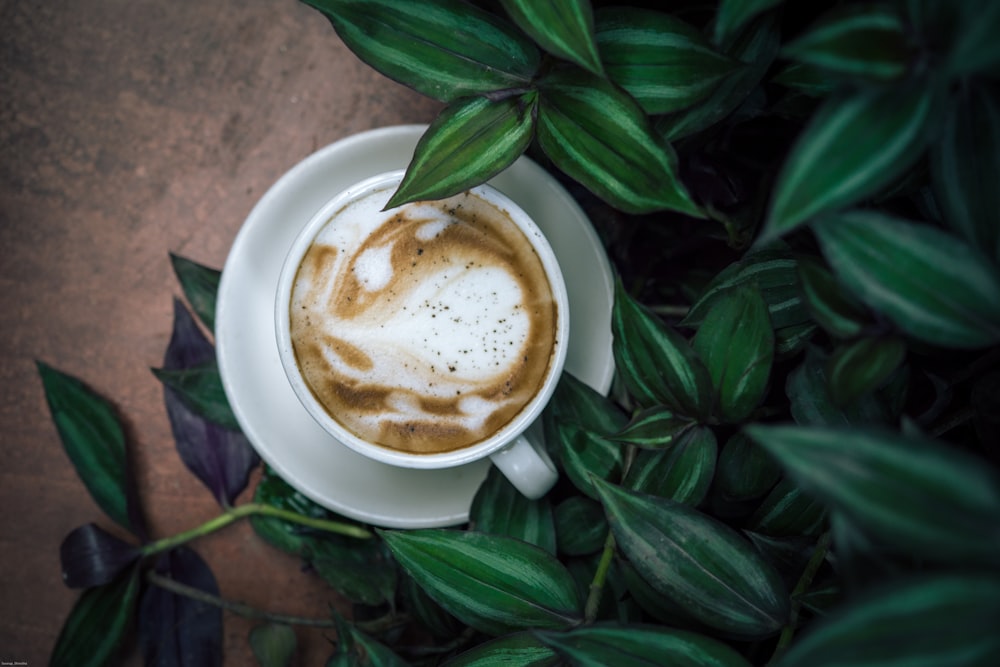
[289,187,558,454]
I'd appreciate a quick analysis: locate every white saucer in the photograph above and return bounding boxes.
[216,125,615,528]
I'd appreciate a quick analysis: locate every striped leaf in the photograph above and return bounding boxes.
[594,479,790,638]
[785,346,891,428]
[303,0,539,102]
[782,4,911,82]
[611,405,695,449]
[500,0,602,75]
[930,82,1000,261]
[658,13,780,141]
[692,284,775,423]
[387,92,537,208]
[714,0,784,45]
[445,632,560,667]
[715,432,781,503]
[379,529,583,636]
[814,210,1000,349]
[612,279,713,418]
[554,421,624,499]
[681,245,809,333]
[554,497,608,556]
[797,256,870,340]
[826,336,907,406]
[775,574,1000,667]
[745,424,1000,566]
[624,426,718,506]
[535,623,753,667]
[745,477,828,538]
[470,466,557,554]
[596,7,741,115]
[537,68,703,216]
[763,83,934,240]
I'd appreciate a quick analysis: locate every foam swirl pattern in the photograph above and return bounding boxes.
[289,188,558,454]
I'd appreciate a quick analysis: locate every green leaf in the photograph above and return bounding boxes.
[763,83,935,240]
[380,529,583,636]
[547,371,628,437]
[610,405,695,449]
[444,632,560,667]
[814,210,1000,349]
[942,0,1000,78]
[771,62,838,98]
[595,7,741,115]
[782,4,911,82]
[554,421,624,499]
[308,537,397,607]
[471,466,557,554]
[50,568,140,667]
[38,362,135,532]
[169,253,220,333]
[535,623,753,667]
[930,82,1000,262]
[554,496,608,557]
[826,336,907,406]
[612,279,713,418]
[785,346,890,427]
[775,573,1000,667]
[745,424,1000,567]
[714,0,784,46]
[797,256,870,340]
[692,284,775,423]
[500,0,602,75]
[745,476,828,538]
[681,244,812,334]
[151,362,240,430]
[386,92,537,208]
[658,13,780,141]
[327,613,410,667]
[715,432,781,503]
[593,479,790,638]
[536,68,703,216]
[624,425,718,506]
[250,624,297,667]
[250,468,393,606]
[303,0,539,102]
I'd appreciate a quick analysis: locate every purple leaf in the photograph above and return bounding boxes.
[139,547,222,667]
[60,523,141,589]
[162,300,259,507]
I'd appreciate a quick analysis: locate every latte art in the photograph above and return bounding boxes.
[289,186,559,454]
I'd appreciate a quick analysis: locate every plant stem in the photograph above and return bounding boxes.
[584,530,617,624]
[140,503,372,557]
[583,446,637,624]
[147,570,336,627]
[770,530,832,664]
[146,571,409,635]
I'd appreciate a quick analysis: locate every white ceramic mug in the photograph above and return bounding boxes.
[274,170,568,499]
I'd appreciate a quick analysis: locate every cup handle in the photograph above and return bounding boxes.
[489,423,558,499]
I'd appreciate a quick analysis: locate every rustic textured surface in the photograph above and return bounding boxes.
[0,0,441,663]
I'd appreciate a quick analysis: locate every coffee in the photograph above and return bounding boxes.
[288,183,560,455]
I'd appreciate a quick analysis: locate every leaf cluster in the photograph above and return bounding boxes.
[40,0,1000,665]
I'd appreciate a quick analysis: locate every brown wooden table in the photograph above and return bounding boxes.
[0,1,441,663]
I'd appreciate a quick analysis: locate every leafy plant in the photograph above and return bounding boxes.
[42,0,1000,665]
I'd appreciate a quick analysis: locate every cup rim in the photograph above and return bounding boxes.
[274,169,570,469]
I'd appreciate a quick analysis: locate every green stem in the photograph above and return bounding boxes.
[146,570,409,635]
[770,530,832,664]
[140,502,372,557]
[584,530,617,624]
[583,446,637,624]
